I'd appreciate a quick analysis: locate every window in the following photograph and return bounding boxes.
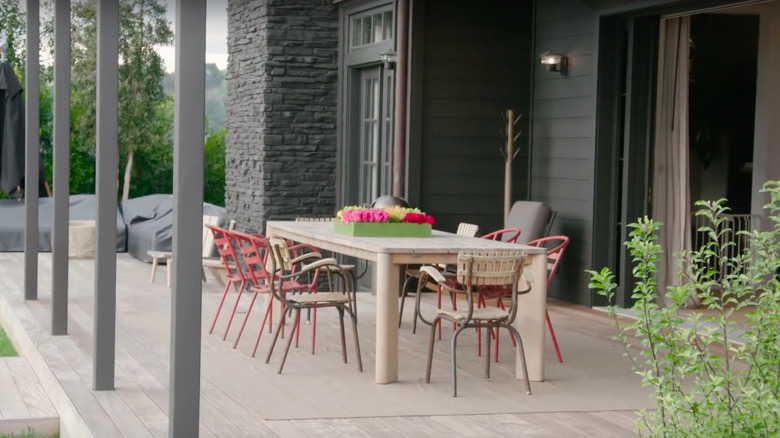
[351,9,394,48]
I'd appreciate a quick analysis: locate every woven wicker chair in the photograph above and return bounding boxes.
[420,249,531,397]
[398,222,479,333]
[264,237,362,374]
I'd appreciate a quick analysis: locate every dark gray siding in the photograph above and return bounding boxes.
[415,0,534,234]
[532,0,599,304]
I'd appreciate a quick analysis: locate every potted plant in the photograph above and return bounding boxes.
[334,206,434,237]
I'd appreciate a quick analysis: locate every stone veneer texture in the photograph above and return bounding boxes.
[225,0,339,233]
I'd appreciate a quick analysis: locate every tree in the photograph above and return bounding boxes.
[204,126,225,206]
[0,0,25,71]
[70,0,173,200]
[588,190,780,437]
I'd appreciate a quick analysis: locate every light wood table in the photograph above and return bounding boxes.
[265,221,549,384]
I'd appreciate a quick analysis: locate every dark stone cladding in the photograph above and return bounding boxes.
[225,0,339,233]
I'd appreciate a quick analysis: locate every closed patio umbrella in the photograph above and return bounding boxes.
[0,60,25,198]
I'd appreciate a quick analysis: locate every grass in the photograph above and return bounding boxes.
[0,324,17,357]
[0,433,58,438]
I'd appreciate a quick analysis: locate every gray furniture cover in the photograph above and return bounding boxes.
[121,194,227,263]
[0,194,127,252]
[505,201,552,244]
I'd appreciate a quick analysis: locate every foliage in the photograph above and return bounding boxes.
[70,0,173,200]
[0,0,25,71]
[0,324,18,357]
[2,0,227,204]
[164,63,227,131]
[204,126,225,206]
[587,181,780,437]
[0,429,58,438]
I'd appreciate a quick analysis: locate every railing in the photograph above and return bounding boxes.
[692,213,759,282]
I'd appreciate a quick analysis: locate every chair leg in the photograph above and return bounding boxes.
[425,317,440,383]
[450,325,466,397]
[345,305,363,372]
[546,310,563,363]
[149,257,159,283]
[166,256,172,288]
[338,307,347,364]
[505,323,532,395]
[485,325,492,381]
[222,281,247,341]
[252,301,273,350]
[413,279,434,334]
[494,299,516,363]
[346,270,358,324]
[398,274,414,328]
[436,287,444,340]
[232,292,259,348]
[208,281,232,334]
[261,306,287,360]
[311,306,317,355]
[278,308,302,374]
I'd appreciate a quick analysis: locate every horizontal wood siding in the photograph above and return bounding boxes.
[418,0,533,234]
[533,0,599,305]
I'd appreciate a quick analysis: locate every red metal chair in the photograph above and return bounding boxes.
[480,235,569,363]
[229,231,274,349]
[480,227,521,243]
[205,224,248,340]
[528,235,569,363]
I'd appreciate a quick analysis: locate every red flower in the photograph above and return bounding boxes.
[402,212,435,225]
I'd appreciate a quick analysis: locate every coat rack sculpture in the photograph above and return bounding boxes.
[500,109,523,221]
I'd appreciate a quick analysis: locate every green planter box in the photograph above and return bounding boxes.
[334,221,432,237]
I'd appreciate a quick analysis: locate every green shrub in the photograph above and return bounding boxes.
[588,180,780,437]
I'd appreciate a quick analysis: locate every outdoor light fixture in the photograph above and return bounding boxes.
[540,51,567,74]
[380,49,397,70]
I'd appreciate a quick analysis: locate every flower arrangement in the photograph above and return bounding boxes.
[334,205,435,237]
[337,206,435,225]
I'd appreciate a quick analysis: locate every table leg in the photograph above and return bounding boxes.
[516,252,547,382]
[264,294,284,329]
[375,253,399,384]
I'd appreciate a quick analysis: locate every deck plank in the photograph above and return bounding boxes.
[4,357,56,418]
[0,359,29,419]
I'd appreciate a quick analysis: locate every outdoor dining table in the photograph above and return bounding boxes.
[265,220,549,384]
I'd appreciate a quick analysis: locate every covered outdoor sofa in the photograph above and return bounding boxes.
[0,194,226,262]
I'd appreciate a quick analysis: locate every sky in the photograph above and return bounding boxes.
[155,0,229,72]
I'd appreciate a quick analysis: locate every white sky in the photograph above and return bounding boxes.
[155,0,229,72]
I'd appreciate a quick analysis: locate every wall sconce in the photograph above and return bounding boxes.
[540,51,567,74]
[380,49,397,70]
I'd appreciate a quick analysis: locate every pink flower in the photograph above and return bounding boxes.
[340,209,389,224]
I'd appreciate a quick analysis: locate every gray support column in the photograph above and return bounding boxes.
[169,1,206,436]
[51,0,71,336]
[93,0,119,391]
[392,0,409,197]
[24,0,40,301]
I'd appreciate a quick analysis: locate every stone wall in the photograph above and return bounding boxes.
[225,0,339,233]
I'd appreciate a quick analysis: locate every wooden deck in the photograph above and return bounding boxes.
[0,356,59,436]
[0,252,651,437]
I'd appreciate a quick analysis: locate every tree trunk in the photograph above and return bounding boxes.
[122,147,134,202]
